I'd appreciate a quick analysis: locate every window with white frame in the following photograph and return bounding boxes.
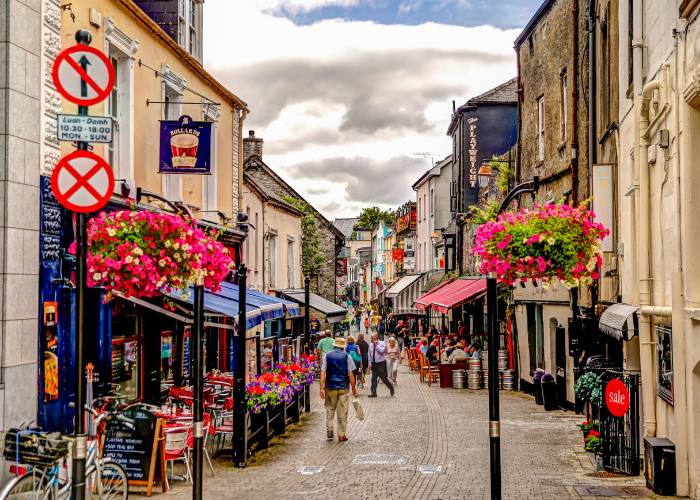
[162,65,185,202]
[201,101,219,215]
[537,96,545,161]
[104,19,138,191]
[560,71,568,142]
[178,0,203,61]
[287,238,295,288]
[269,234,277,289]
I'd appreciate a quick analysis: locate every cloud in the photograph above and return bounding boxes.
[287,156,428,206]
[253,0,359,14]
[203,2,519,218]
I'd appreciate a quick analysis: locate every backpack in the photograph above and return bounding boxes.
[348,346,362,364]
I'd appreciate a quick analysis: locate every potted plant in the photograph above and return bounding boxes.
[574,371,603,419]
[531,368,545,405]
[541,372,558,410]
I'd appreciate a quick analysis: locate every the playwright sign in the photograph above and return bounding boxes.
[159,115,212,174]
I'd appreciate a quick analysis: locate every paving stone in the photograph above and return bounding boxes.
[158,363,662,500]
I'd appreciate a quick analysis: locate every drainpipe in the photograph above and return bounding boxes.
[671,32,690,496]
[638,79,659,438]
[587,0,596,202]
[571,1,579,205]
[238,109,247,214]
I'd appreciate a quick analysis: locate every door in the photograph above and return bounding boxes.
[555,324,567,405]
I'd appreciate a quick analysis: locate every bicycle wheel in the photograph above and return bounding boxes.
[88,462,128,500]
[3,471,50,500]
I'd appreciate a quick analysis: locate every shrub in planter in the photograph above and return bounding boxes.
[531,368,545,405]
[574,371,603,406]
[541,372,558,411]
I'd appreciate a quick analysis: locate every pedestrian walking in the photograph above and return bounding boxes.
[316,330,335,360]
[320,337,359,442]
[356,333,370,388]
[386,336,401,385]
[367,333,395,398]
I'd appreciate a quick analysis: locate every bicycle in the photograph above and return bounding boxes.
[0,406,134,499]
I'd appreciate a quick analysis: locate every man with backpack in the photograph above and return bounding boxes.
[320,337,359,442]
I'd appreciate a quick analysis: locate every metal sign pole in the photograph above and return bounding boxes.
[303,276,311,413]
[192,280,204,500]
[486,274,501,500]
[71,29,93,500]
[232,265,248,466]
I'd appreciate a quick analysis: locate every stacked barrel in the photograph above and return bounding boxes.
[467,358,481,389]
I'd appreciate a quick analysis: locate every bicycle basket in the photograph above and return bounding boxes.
[3,429,69,466]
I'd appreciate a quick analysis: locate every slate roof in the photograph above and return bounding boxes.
[244,173,304,216]
[465,78,518,106]
[244,155,344,240]
[333,218,359,239]
[514,0,557,48]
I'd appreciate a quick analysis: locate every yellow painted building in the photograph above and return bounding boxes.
[58,0,248,220]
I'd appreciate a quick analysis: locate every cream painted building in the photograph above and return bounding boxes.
[57,0,248,220]
[241,174,303,293]
[614,0,700,495]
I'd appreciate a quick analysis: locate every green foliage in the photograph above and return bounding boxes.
[490,157,514,195]
[468,200,500,225]
[283,196,325,277]
[356,206,396,229]
[584,434,602,453]
[574,372,603,406]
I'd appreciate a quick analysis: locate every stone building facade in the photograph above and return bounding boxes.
[242,132,344,303]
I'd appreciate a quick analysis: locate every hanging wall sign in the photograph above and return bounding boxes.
[159,115,212,174]
[605,378,630,417]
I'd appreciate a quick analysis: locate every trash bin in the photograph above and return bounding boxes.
[644,436,676,496]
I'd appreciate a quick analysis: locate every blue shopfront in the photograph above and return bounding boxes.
[38,176,253,433]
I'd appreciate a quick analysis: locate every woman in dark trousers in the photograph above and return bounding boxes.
[356,333,370,388]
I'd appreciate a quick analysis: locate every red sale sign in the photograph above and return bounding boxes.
[605,378,630,417]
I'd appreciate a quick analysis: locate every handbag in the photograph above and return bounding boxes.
[352,398,365,420]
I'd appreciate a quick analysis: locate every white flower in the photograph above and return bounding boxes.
[547,237,556,245]
[92,272,102,281]
[158,259,167,267]
[125,256,133,264]
[165,240,172,248]
[107,228,116,237]
[173,242,180,250]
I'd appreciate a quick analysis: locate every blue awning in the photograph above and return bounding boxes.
[166,287,264,330]
[219,282,301,318]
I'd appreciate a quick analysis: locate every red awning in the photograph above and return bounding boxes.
[414,280,455,311]
[416,278,486,314]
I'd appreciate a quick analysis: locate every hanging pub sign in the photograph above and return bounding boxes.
[159,115,212,174]
[335,258,348,277]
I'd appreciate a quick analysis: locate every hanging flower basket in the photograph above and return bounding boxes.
[86,210,234,299]
[473,203,609,287]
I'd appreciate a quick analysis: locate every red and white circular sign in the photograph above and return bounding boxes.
[52,45,115,106]
[51,150,114,213]
[605,378,630,417]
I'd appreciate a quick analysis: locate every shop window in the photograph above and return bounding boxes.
[161,331,174,381]
[656,325,673,405]
[111,309,141,401]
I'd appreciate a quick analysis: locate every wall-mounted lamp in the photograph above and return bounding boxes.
[114,179,131,198]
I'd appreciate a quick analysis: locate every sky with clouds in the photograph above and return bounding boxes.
[203,0,542,220]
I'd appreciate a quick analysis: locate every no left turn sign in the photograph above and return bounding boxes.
[52,44,115,106]
[51,150,115,213]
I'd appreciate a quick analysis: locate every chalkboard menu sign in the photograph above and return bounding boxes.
[40,177,62,263]
[101,407,166,496]
[182,329,191,377]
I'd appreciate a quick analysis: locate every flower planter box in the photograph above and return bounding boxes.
[542,381,558,411]
[533,378,544,405]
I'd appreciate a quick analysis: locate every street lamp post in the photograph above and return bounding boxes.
[486,176,539,500]
[303,275,311,413]
[233,264,248,467]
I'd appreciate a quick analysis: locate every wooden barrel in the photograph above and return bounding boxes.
[501,370,514,391]
[467,370,481,390]
[468,358,482,372]
[498,350,508,370]
[452,369,466,389]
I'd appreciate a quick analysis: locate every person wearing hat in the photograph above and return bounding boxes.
[320,337,359,442]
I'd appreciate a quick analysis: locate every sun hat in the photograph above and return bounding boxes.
[333,337,347,349]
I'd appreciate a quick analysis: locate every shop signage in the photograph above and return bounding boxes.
[605,378,630,417]
[159,115,212,174]
[102,407,167,495]
[395,202,416,234]
[404,238,415,271]
[52,44,115,106]
[57,114,113,143]
[42,302,59,402]
[51,150,115,213]
[375,278,382,287]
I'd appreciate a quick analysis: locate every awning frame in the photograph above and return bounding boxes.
[599,303,639,341]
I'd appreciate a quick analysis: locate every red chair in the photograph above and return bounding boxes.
[165,426,191,483]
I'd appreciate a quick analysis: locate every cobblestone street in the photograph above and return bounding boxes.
[159,363,657,500]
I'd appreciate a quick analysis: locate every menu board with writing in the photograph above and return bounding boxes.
[101,407,166,496]
[182,329,191,378]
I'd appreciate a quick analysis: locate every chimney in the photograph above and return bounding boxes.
[243,130,263,162]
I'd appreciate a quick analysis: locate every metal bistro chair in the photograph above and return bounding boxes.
[164,426,192,483]
[211,409,233,452]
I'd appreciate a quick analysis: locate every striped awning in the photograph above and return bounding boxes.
[599,303,639,341]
